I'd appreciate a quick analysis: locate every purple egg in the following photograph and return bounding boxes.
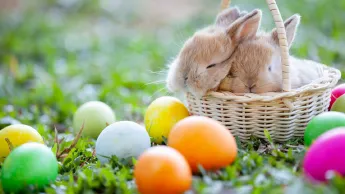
[303,127,345,182]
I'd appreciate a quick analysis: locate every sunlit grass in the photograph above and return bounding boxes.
[0,0,345,193]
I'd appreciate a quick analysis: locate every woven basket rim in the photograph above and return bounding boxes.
[187,64,341,102]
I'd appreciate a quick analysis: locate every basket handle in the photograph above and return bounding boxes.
[220,0,231,10]
[220,0,291,92]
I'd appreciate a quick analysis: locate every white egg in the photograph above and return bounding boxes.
[95,121,151,164]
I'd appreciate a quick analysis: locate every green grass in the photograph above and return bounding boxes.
[0,0,345,193]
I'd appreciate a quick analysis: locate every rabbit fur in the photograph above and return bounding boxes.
[166,7,323,97]
[218,12,324,94]
[166,7,258,98]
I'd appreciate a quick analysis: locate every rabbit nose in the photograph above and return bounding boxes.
[248,79,256,92]
[249,84,256,92]
[247,79,254,88]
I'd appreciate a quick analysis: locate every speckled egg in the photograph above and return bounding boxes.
[95,121,151,164]
[303,127,345,182]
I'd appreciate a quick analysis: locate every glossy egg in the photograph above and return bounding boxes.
[330,94,345,113]
[303,127,345,182]
[329,84,345,110]
[73,101,116,139]
[95,121,151,164]
[1,142,58,193]
[168,116,237,173]
[144,96,189,144]
[0,124,44,162]
[304,111,345,146]
[134,146,192,194]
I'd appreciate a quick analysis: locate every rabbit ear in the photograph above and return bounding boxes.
[226,9,262,43]
[239,10,248,17]
[271,14,301,47]
[215,7,241,27]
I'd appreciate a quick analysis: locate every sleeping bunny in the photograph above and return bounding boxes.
[218,13,324,93]
[166,7,260,98]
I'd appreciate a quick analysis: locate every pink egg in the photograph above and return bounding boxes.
[303,127,345,182]
[329,84,345,110]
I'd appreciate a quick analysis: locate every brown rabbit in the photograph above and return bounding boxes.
[166,8,262,98]
[218,14,324,94]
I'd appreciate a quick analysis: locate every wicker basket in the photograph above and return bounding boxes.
[186,0,341,142]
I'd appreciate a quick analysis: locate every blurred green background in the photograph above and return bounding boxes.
[0,0,344,131]
[0,1,345,193]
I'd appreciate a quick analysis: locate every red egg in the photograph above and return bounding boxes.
[329,84,345,110]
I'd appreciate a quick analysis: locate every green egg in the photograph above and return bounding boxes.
[73,101,116,139]
[304,111,345,146]
[0,142,58,193]
[331,94,345,113]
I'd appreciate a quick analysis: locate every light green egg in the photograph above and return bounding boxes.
[73,101,116,139]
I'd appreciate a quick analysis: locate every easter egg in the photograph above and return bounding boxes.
[330,94,345,113]
[95,121,151,164]
[329,84,345,110]
[134,146,192,194]
[304,111,345,146]
[0,124,44,162]
[303,127,345,182]
[144,96,189,144]
[73,101,116,139]
[168,116,237,173]
[1,142,58,193]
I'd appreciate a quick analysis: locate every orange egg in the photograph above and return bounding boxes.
[134,146,192,194]
[168,116,237,172]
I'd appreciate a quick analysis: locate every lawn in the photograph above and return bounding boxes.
[0,0,345,193]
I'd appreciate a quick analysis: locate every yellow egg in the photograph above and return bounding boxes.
[144,96,189,144]
[0,124,44,162]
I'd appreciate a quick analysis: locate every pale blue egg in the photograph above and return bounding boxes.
[95,121,151,164]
